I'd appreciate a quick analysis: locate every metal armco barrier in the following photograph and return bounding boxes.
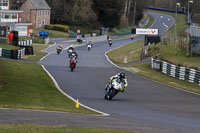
[0,48,2,57]
[17,48,25,59]
[2,49,11,58]
[151,58,200,85]
[0,48,25,59]
[18,40,33,47]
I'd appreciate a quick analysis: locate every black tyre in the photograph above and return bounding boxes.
[104,94,108,100]
[108,89,117,100]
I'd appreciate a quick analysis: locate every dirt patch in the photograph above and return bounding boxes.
[123,56,128,63]
[129,48,142,54]
[22,55,36,59]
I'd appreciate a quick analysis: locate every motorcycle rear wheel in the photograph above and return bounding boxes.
[108,89,118,100]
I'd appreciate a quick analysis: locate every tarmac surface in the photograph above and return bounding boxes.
[1,11,200,133]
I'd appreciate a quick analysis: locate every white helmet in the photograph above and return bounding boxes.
[72,53,75,57]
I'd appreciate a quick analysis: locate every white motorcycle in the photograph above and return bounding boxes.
[105,79,124,100]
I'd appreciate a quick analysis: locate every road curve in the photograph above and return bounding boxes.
[39,11,200,132]
[1,11,200,133]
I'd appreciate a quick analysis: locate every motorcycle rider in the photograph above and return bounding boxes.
[68,45,74,51]
[108,38,112,46]
[69,53,77,62]
[72,51,78,59]
[105,72,128,96]
[131,34,134,40]
[68,45,74,57]
[87,40,92,51]
[56,45,62,54]
[88,40,93,47]
[69,52,78,71]
[56,45,62,51]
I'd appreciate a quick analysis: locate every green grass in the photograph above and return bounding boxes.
[25,44,48,61]
[0,59,95,114]
[110,14,154,40]
[107,40,143,64]
[144,14,154,28]
[127,63,200,94]
[31,28,69,38]
[45,29,69,38]
[0,44,20,50]
[69,25,93,34]
[0,124,135,133]
[148,42,200,70]
[48,41,55,45]
[111,25,135,34]
[106,10,200,94]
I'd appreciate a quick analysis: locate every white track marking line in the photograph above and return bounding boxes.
[42,65,110,116]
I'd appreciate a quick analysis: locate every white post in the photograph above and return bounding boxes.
[187,0,193,57]
[174,3,180,56]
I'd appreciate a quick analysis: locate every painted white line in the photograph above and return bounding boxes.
[61,40,76,43]
[40,53,50,61]
[0,107,105,116]
[41,65,110,116]
[41,41,57,52]
[50,38,67,41]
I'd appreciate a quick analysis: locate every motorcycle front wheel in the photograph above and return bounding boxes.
[70,64,75,72]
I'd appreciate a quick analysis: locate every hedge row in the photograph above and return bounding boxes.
[45,24,69,32]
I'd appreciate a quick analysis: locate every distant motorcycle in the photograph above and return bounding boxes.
[108,40,112,47]
[87,44,92,51]
[131,35,134,40]
[104,79,124,100]
[69,59,77,72]
[68,48,74,57]
[57,48,62,55]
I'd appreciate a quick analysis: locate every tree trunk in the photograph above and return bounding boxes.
[133,0,137,25]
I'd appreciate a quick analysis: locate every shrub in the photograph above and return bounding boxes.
[45,24,69,32]
[54,24,69,32]
[32,37,45,44]
[45,25,54,30]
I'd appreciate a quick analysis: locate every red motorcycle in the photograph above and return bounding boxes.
[70,59,77,72]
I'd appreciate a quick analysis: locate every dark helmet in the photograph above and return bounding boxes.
[118,72,125,79]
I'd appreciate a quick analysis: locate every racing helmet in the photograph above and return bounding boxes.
[118,72,125,79]
[72,53,76,57]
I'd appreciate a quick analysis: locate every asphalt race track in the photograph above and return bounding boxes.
[1,11,200,133]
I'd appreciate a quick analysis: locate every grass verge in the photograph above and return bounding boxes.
[0,59,95,114]
[107,40,143,64]
[0,44,20,50]
[0,124,135,133]
[31,28,69,38]
[110,14,154,40]
[148,42,200,70]
[127,63,200,93]
[25,44,48,61]
[144,14,154,28]
[106,10,200,94]
[46,29,69,38]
